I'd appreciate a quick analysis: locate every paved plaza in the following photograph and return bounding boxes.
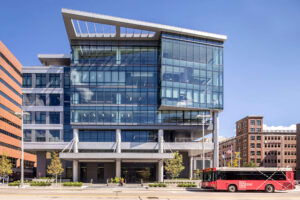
[0,185,299,200]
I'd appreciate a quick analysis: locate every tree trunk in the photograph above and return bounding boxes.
[56,175,57,185]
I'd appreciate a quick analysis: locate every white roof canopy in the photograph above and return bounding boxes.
[62,8,227,42]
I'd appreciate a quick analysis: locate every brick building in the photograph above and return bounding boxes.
[219,137,236,167]
[0,41,36,177]
[296,124,300,179]
[235,116,296,169]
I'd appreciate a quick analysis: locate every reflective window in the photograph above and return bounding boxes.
[79,130,115,142]
[36,130,46,142]
[121,130,157,142]
[35,74,46,88]
[49,94,60,106]
[35,112,46,124]
[49,74,60,88]
[23,74,32,88]
[23,94,34,106]
[23,112,32,124]
[49,130,60,142]
[35,94,46,106]
[161,34,223,110]
[49,112,60,124]
[24,130,32,142]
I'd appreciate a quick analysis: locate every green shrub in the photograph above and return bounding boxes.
[8,181,20,186]
[30,181,51,186]
[110,177,124,184]
[149,183,167,187]
[177,183,197,188]
[63,182,82,187]
[39,177,54,179]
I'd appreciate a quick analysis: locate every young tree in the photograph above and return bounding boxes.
[243,161,258,167]
[227,152,240,167]
[164,151,185,179]
[0,154,13,184]
[47,152,64,184]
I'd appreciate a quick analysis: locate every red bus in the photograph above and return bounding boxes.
[202,167,295,192]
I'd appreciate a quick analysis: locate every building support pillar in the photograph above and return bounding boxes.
[213,112,219,167]
[158,129,164,153]
[189,156,194,180]
[36,151,46,178]
[116,129,121,153]
[73,129,79,153]
[73,160,78,182]
[116,159,121,178]
[158,160,164,182]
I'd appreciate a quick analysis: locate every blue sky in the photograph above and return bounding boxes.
[1,0,299,137]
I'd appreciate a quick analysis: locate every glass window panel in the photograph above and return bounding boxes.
[35,94,46,106]
[49,112,60,124]
[49,94,60,106]
[90,71,97,83]
[36,130,46,142]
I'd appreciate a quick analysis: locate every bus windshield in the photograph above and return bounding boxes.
[203,171,216,182]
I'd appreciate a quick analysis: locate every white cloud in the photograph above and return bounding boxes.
[263,124,296,131]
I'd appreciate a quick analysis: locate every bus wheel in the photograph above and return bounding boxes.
[228,185,237,192]
[265,184,274,193]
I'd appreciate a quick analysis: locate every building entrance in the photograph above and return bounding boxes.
[121,162,157,183]
[79,162,115,183]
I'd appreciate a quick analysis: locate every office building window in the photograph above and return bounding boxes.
[23,74,32,88]
[35,74,46,88]
[257,151,261,156]
[23,112,32,124]
[257,143,261,148]
[250,143,255,148]
[250,135,255,140]
[36,130,46,142]
[23,94,35,106]
[49,94,60,106]
[250,158,255,163]
[250,128,255,132]
[35,112,46,124]
[257,136,261,140]
[257,159,261,163]
[35,94,46,106]
[49,130,60,142]
[24,130,32,142]
[49,74,60,88]
[257,120,261,125]
[257,128,261,132]
[250,151,255,156]
[49,112,60,124]
[250,120,255,125]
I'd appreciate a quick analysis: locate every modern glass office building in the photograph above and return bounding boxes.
[23,8,227,182]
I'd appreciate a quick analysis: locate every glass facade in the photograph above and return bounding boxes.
[70,41,214,125]
[161,33,223,109]
[70,44,161,125]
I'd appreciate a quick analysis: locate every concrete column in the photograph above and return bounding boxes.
[36,151,46,178]
[116,129,121,153]
[73,160,79,182]
[189,157,193,180]
[158,129,164,153]
[158,160,164,182]
[115,159,121,178]
[213,112,219,167]
[73,129,79,153]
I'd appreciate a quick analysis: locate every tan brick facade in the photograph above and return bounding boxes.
[0,41,36,170]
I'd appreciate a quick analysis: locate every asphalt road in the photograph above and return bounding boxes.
[0,186,299,200]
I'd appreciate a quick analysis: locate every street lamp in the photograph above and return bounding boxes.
[197,113,211,170]
[14,111,30,188]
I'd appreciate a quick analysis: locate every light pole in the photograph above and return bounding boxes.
[15,111,30,188]
[197,113,210,170]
